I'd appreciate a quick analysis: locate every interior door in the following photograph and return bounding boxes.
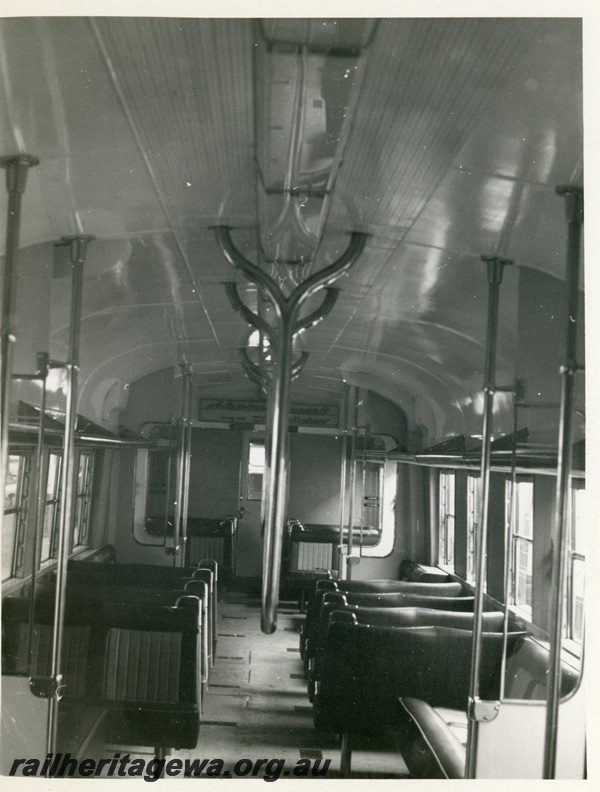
[236,432,265,578]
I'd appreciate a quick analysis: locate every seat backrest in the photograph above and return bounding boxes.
[331,606,504,631]
[314,622,525,734]
[313,605,503,656]
[67,559,200,578]
[63,562,214,595]
[2,595,200,705]
[336,579,463,597]
[504,636,580,700]
[2,597,92,697]
[303,590,475,654]
[99,596,199,706]
[34,581,207,606]
[340,591,475,611]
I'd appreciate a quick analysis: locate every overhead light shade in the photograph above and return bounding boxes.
[259,18,377,50]
[254,19,376,266]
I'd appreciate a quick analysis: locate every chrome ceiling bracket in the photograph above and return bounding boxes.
[468,698,501,723]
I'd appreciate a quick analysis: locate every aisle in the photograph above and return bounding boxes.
[176,591,409,779]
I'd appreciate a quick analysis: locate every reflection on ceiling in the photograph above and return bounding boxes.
[0,17,583,440]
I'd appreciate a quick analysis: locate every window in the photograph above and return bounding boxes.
[247,441,265,500]
[438,472,455,569]
[359,458,396,558]
[361,459,383,533]
[3,454,31,582]
[507,479,534,616]
[41,452,62,564]
[72,452,94,549]
[466,475,479,583]
[564,485,585,643]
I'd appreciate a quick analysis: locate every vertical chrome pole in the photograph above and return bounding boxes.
[359,429,368,552]
[172,365,189,567]
[163,419,176,547]
[337,389,348,579]
[27,352,49,669]
[0,154,38,537]
[261,310,294,632]
[465,255,511,779]
[543,185,583,779]
[47,234,94,756]
[180,366,193,568]
[345,387,358,581]
[499,390,520,700]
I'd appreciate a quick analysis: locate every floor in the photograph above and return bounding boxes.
[94,591,410,779]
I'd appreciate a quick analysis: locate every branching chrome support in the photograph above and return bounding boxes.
[214,227,283,319]
[47,234,95,756]
[291,351,309,379]
[465,254,512,779]
[239,348,270,393]
[225,280,328,389]
[215,226,367,632]
[543,185,583,779]
[294,288,340,335]
[0,154,39,539]
[224,282,276,347]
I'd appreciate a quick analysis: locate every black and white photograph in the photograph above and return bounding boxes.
[0,2,594,782]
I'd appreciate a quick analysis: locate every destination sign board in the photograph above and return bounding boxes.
[199,399,340,428]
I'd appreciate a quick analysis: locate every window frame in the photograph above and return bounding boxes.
[466,474,479,584]
[40,450,63,566]
[564,483,585,644]
[2,453,32,582]
[438,471,456,570]
[507,476,534,618]
[356,457,396,558]
[72,450,95,550]
[247,439,266,501]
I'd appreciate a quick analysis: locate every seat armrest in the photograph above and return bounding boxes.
[397,697,465,779]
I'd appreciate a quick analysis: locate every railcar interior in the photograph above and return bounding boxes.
[0,14,589,780]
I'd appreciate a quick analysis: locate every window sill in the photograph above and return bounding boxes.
[562,637,583,662]
[1,576,27,596]
[509,603,532,621]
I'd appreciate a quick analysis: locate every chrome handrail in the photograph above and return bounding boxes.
[47,235,95,756]
[465,255,512,778]
[0,154,38,540]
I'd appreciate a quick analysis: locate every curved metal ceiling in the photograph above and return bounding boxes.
[0,17,583,441]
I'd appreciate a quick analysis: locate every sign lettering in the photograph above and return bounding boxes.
[199,399,339,428]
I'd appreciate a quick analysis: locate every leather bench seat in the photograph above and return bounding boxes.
[307,605,506,700]
[397,637,580,778]
[66,559,218,657]
[302,589,475,670]
[312,619,527,766]
[2,596,201,752]
[34,579,211,701]
[301,579,467,661]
